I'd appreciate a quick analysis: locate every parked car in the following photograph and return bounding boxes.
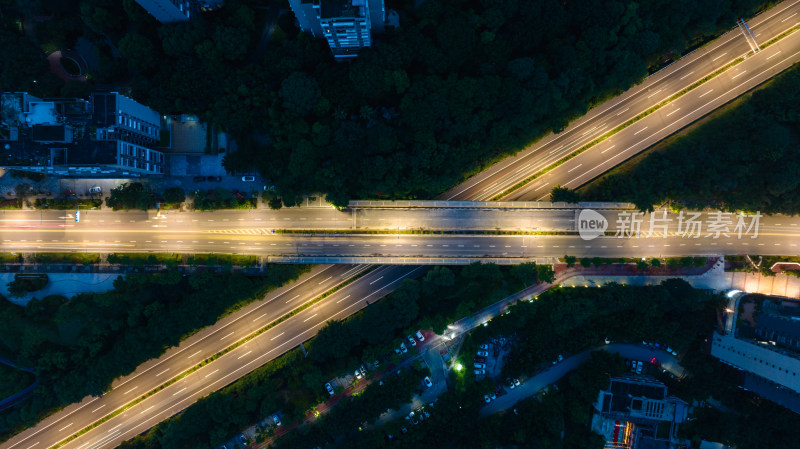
[209,176,222,182]
[360,364,366,376]
[407,335,417,347]
[88,186,101,194]
[193,176,206,182]
[635,361,643,374]
[474,357,486,363]
[75,210,80,222]
[474,363,486,369]
[400,342,407,353]
[273,414,282,426]
[507,378,516,389]
[476,350,488,357]
[424,376,433,388]
[484,395,491,403]
[354,369,362,380]
[514,378,521,386]
[480,343,489,350]
[490,392,496,400]
[415,330,425,341]
[242,175,255,181]
[239,434,247,445]
[325,382,334,396]
[474,369,485,375]
[557,354,564,362]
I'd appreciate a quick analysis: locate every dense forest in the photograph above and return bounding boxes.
[0,266,307,441]
[0,0,779,205]
[584,62,800,214]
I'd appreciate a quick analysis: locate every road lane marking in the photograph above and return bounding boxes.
[633,126,648,135]
[270,333,285,341]
[253,313,267,322]
[238,350,253,359]
[732,70,747,79]
[699,89,713,98]
[58,423,73,432]
[600,145,616,154]
[567,164,582,173]
[155,369,169,377]
[679,70,695,80]
[91,405,106,413]
[317,276,332,284]
[782,12,797,22]
[666,108,681,117]
[336,295,351,304]
[369,276,384,285]
[220,332,234,340]
[204,369,219,378]
[767,50,782,59]
[188,350,201,358]
[303,313,318,322]
[140,405,155,414]
[646,88,663,98]
[24,443,38,449]
[615,107,629,116]
[712,52,727,61]
[124,387,137,395]
[285,294,300,303]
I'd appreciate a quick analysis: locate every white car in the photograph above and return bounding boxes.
[514,378,521,386]
[507,378,515,389]
[325,382,334,396]
[407,335,417,347]
[75,210,80,222]
[476,350,488,357]
[88,186,101,194]
[484,395,491,403]
[354,369,362,380]
[400,342,407,353]
[635,361,643,374]
[242,176,255,181]
[415,330,425,341]
[423,376,433,388]
[474,369,485,375]
[474,363,486,369]
[273,414,281,426]
[480,344,489,350]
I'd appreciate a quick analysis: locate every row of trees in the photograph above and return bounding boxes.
[0,265,307,441]
[585,63,800,214]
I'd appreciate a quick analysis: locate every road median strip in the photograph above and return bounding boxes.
[49,267,374,449]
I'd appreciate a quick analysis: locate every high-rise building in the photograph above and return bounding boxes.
[133,0,197,23]
[712,293,800,413]
[288,0,385,59]
[0,92,166,176]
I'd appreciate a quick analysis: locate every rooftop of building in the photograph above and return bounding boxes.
[743,373,800,414]
[599,376,668,415]
[320,0,366,19]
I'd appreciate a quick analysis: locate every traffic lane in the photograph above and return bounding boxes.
[56,265,425,449]
[2,232,800,259]
[0,207,352,230]
[0,264,366,449]
[445,0,800,202]
[508,24,800,201]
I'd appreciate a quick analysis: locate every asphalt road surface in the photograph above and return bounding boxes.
[1,265,425,449]
[1,207,798,260]
[439,0,800,202]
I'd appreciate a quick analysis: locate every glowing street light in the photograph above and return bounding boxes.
[454,363,463,372]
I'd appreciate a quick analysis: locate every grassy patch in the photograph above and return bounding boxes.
[34,198,102,210]
[187,254,259,266]
[107,253,180,266]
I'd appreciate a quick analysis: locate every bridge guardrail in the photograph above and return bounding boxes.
[347,200,635,209]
